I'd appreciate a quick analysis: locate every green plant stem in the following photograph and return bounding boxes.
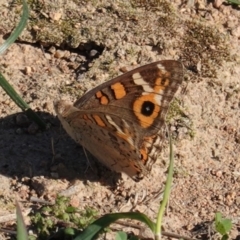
[155,134,174,240]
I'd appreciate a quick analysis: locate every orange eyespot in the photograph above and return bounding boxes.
[133,95,160,128]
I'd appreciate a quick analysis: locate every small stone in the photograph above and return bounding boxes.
[69,55,77,62]
[225,191,236,205]
[217,194,223,200]
[230,228,239,239]
[70,196,80,208]
[119,66,128,73]
[48,46,56,54]
[54,50,65,59]
[16,114,30,127]
[50,172,59,179]
[49,11,62,22]
[89,49,99,58]
[27,122,39,134]
[44,53,52,60]
[74,22,81,28]
[64,50,71,58]
[24,66,32,75]
[215,170,223,178]
[32,25,40,31]
[15,128,24,134]
[213,0,224,8]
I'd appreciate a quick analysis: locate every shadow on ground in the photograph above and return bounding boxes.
[0,111,121,186]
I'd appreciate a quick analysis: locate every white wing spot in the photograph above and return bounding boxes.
[106,115,134,147]
[132,72,153,93]
[154,94,162,104]
[106,115,122,132]
[157,64,166,73]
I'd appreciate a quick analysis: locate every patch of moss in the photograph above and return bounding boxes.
[166,98,195,139]
[130,0,174,11]
[60,84,85,99]
[59,20,82,48]
[182,20,231,78]
[166,98,183,123]
[30,195,98,239]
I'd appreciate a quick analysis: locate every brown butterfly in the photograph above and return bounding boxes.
[54,60,183,180]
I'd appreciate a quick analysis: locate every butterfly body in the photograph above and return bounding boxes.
[54,60,183,180]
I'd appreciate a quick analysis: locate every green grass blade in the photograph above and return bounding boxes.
[0,72,30,110]
[0,0,47,129]
[155,134,174,239]
[0,0,29,55]
[0,73,47,129]
[74,212,155,240]
[16,201,28,240]
[226,0,240,4]
[115,231,128,240]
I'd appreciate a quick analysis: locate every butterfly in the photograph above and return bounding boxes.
[54,60,183,180]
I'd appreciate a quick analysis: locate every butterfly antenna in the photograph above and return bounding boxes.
[51,137,55,164]
[83,147,93,173]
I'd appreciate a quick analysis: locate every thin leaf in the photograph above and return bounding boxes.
[226,0,240,5]
[115,231,128,240]
[0,0,47,129]
[74,212,155,240]
[0,73,47,129]
[0,72,30,110]
[0,0,29,55]
[16,201,28,240]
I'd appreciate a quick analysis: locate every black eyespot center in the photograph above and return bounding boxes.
[141,101,155,116]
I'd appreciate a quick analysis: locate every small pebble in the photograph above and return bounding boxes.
[16,114,30,127]
[89,49,99,58]
[213,0,223,8]
[24,66,32,75]
[28,122,39,134]
[54,50,65,59]
[15,128,23,134]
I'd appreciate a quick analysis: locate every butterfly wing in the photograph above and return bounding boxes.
[55,60,183,179]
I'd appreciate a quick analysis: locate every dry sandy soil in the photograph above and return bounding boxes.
[0,0,240,239]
